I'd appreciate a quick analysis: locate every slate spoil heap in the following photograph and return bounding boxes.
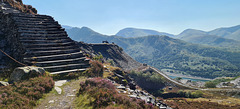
[0,2,90,74]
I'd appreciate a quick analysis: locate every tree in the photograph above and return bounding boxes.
[204,81,216,88]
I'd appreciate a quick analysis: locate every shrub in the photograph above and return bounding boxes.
[129,70,166,96]
[177,90,203,98]
[76,78,158,109]
[0,76,54,108]
[93,52,103,61]
[191,90,203,98]
[164,98,240,109]
[82,60,104,77]
[107,59,115,66]
[205,81,217,88]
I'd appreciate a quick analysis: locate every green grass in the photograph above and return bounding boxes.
[74,94,94,109]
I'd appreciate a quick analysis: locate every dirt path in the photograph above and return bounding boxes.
[35,78,85,109]
[150,67,198,89]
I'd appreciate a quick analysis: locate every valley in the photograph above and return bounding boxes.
[65,26,240,79]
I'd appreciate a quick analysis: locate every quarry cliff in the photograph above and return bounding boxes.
[77,42,143,71]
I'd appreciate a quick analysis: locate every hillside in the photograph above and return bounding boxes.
[177,29,240,51]
[208,25,240,40]
[116,27,175,38]
[178,25,240,41]
[65,27,240,79]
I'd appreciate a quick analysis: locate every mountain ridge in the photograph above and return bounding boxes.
[65,26,240,78]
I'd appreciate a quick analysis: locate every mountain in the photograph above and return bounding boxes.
[208,25,240,40]
[177,29,240,51]
[65,26,107,42]
[177,29,207,39]
[65,26,240,79]
[116,27,175,38]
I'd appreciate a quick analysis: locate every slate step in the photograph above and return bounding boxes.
[17,24,61,28]
[50,69,86,75]
[19,30,66,35]
[19,36,70,40]
[11,13,53,19]
[19,27,62,31]
[24,51,84,62]
[22,41,75,48]
[15,21,59,26]
[14,20,56,24]
[44,63,90,72]
[20,32,66,36]
[18,25,62,30]
[31,57,87,67]
[20,38,72,44]
[13,17,54,22]
[20,33,67,37]
[24,48,81,57]
[26,45,79,51]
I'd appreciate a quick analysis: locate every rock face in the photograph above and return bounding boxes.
[78,42,142,71]
[217,77,240,88]
[1,0,37,14]
[9,66,45,82]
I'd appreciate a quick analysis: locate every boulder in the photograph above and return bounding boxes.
[117,85,126,90]
[0,81,9,86]
[9,66,45,82]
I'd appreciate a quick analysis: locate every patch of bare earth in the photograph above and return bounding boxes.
[35,77,86,109]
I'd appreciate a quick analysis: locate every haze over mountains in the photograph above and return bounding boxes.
[64,25,240,79]
[177,25,240,40]
[116,27,175,38]
[63,24,240,51]
[177,25,240,50]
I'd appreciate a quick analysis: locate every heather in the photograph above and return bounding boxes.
[81,60,104,77]
[76,77,158,109]
[2,0,37,14]
[0,76,54,108]
[164,98,240,109]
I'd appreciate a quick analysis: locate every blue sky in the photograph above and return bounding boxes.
[24,0,240,35]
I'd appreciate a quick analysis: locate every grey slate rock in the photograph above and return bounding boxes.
[9,66,45,82]
[0,81,9,86]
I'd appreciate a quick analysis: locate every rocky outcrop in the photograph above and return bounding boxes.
[78,42,142,71]
[0,81,9,86]
[1,0,37,14]
[0,3,25,70]
[9,66,45,82]
[106,68,171,109]
[217,77,240,88]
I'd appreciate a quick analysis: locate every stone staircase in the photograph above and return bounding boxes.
[10,13,90,75]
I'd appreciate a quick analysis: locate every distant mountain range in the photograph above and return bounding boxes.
[99,25,240,50]
[208,25,240,40]
[64,25,240,51]
[116,27,175,38]
[64,26,240,78]
[176,25,240,50]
